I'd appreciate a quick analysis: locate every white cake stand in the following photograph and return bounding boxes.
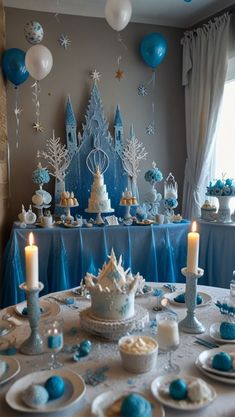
[120,204,138,220]
[80,305,149,341]
[57,204,79,221]
[85,208,114,225]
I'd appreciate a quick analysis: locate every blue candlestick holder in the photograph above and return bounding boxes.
[179,267,205,334]
[19,282,44,355]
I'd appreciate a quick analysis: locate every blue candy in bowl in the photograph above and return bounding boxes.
[169,379,188,400]
[220,322,235,340]
[45,375,65,399]
[212,352,233,371]
[120,393,152,417]
[174,293,203,305]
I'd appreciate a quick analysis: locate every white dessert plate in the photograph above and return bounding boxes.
[197,345,235,378]
[195,359,235,385]
[164,291,212,308]
[136,286,153,297]
[6,368,86,413]
[151,375,216,411]
[64,222,82,228]
[35,222,55,228]
[91,390,165,417]
[0,319,15,336]
[0,356,20,385]
[14,299,60,319]
[210,322,235,344]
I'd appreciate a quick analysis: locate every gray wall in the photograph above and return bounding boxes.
[4,7,186,233]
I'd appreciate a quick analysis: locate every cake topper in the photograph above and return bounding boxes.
[86,148,109,176]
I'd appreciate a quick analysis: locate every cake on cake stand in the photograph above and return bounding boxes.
[80,249,149,340]
[85,149,114,224]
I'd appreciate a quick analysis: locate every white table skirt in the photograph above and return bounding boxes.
[0,284,234,417]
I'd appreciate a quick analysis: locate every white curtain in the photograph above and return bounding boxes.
[182,12,231,220]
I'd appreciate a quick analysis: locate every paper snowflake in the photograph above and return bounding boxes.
[14,106,23,117]
[33,122,44,132]
[146,123,155,135]
[115,69,124,81]
[138,84,148,96]
[90,70,101,83]
[59,34,71,49]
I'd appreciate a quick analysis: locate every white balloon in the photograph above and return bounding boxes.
[105,0,132,31]
[25,44,53,81]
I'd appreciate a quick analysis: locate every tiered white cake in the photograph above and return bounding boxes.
[85,250,140,321]
[87,168,113,213]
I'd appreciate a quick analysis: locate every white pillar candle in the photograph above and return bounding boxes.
[25,232,39,289]
[187,221,200,274]
[157,319,179,350]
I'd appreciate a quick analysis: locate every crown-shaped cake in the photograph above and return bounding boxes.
[85,249,140,321]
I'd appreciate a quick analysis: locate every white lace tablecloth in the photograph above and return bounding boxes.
[0,284,234,417]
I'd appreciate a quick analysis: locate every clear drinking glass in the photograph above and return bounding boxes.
[156,311,180,374]
[45,319,64,369]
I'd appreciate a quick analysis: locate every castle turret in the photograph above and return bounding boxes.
[114,105,124,157]
[66,96,77,154]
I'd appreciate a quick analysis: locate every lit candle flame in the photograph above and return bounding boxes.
[29,232,34,246]
[191,221,197,233]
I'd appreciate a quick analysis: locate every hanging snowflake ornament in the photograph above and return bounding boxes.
[33,122,44,132]
[115,69,124,81]
[59,34,71,49]
[146,122,155,136]
[137,84,148,97]
[90,69,101,83]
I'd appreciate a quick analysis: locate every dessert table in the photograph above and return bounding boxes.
[1,221,190,308]
[198,220,235,288]
[0,283,234,417]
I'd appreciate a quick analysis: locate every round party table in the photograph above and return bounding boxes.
[0,284,234,417]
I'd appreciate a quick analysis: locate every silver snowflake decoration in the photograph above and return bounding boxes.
[59,34,71,49]
[90,69,101,83]
[146,122,155,135]
[138,84,148,96]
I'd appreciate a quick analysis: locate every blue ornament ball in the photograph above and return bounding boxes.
[120,393,152,417]
[24,21,44,45]
[220,322,235,340]
[45,376,65,399]
[79,339,92,356]
[212,352,233,372]
[169,379,188,400]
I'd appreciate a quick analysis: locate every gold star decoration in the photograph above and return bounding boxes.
[33,122,44,132]
[115,69,124,81]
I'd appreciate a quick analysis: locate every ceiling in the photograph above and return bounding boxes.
[3,0,235,28]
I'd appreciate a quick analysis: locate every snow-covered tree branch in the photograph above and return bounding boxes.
[37,131,72,182]
[122,135,148,184]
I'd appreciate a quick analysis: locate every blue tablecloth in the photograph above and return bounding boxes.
[1,222,190,307]
[198,220,235,289]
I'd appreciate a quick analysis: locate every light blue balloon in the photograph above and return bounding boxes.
[140,33,167,69]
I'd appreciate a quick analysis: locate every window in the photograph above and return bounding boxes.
[215,57,235,211]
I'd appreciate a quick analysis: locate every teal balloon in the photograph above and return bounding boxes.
[140,33,167,69]
[2,48,29,86]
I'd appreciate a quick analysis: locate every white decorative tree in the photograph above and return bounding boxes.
[122,128,148,200]
[37,130,72,203]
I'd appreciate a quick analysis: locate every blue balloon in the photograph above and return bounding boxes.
[140,33,167,69]
[2,48,29,86]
